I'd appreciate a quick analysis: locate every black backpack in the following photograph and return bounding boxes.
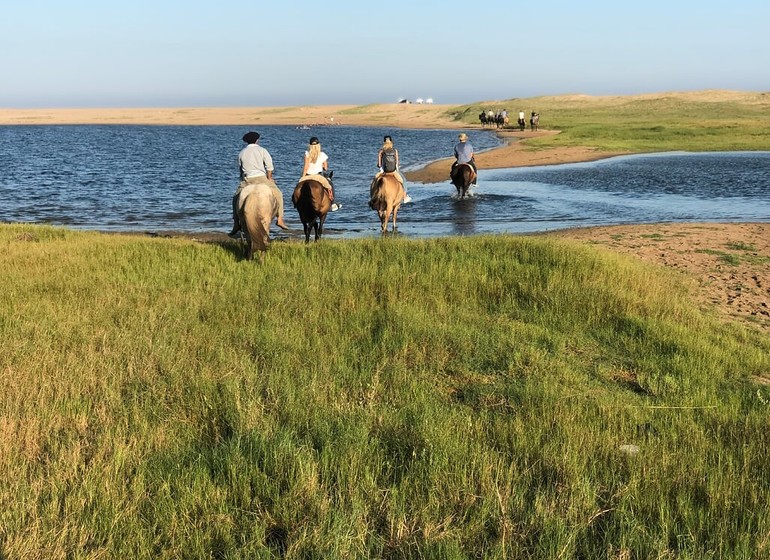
[382,148,397,173]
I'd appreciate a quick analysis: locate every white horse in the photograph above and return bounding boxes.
[237,183,279,261]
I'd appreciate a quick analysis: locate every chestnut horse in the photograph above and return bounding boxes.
[238,183,279,261]
[450,163,476,199]
[369,173,404,233]
[292,172,333,243]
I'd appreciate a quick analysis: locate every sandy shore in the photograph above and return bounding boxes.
[403,130,627,183]
[544,222,770,333]
[4,103,768,333]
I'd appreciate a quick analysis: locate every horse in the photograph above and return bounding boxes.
[450,163,476,199]
[369,173,404,233]
[479,111,488,127]
[291,171,333,243]
[530,113,539,131]
[237,183,279,262]
[518,117,526,131]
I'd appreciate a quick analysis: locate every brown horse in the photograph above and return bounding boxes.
[292,173,332,242]
[238,183,279,261]
[450,163,476,199]
[369,173,404,233]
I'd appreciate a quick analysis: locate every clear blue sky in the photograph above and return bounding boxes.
[2,0,768,108]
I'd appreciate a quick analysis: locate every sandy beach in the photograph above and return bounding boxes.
[2,102,768,333]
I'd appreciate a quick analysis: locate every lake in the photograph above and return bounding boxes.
[1,125,769,238]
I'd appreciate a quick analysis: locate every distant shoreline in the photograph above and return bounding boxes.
[0,104,627,183]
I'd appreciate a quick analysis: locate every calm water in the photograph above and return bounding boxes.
[1,125,769,238]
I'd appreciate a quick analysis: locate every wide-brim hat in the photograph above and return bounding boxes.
[242,131,260,143]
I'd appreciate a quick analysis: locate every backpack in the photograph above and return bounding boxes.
[382,148,397,173]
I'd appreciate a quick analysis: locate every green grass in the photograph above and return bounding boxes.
[2,224,769,559]
[446,91,770,154]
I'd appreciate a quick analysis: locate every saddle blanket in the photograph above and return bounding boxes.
[298,173,333,192]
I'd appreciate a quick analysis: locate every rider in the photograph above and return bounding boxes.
[299,136,340,211]
[229,131,288,237]
[452,132,477,185]
[371,135,411,204]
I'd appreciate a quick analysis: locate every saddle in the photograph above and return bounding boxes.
[298,173,334,199]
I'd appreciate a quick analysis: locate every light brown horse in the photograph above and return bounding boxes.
[292,175,332,243]
[450,163,476,199]
[369,173,404,233]
[238,183,279,261]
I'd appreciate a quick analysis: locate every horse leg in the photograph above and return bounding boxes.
[303,220,311,243]
[317,214,326,241]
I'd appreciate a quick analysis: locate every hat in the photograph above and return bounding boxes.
[242,131,260,143]
[309,136,319,145]
[458,133,468,141]
[383,135,393,142]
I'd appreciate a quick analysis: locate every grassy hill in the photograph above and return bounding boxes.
[448,90,770,154]
[2,224,769,558]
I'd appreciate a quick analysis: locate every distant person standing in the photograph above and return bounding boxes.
[452,132,477,184]
[229,131,288,237]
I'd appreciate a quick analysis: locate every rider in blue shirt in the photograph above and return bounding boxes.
[452,132,477,183]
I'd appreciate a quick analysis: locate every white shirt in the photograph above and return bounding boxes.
[305,151,328,175]
[239,143,273,179]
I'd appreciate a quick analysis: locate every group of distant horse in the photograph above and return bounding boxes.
[479,111,508,129]
[480,110,539,132]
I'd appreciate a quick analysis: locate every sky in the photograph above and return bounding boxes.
[2,0,769,108]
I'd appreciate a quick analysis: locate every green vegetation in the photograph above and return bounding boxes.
[2,224,769,559]
[447,91,770,154]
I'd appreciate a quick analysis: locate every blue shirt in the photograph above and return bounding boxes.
[454,141,474,164]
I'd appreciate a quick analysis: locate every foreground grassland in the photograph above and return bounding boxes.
[2,225,770,559]
[450,91,770,154]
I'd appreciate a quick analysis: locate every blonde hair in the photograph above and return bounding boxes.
[381,138,394,151]
[307,142,321,163]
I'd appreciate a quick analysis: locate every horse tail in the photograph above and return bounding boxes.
[369,175,384,207]
[241,187,273,260]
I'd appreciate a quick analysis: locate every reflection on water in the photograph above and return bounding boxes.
[451,193,479,236]
[1,125,769,238]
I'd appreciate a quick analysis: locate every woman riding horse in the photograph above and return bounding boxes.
[292,173,333,242]
[369,173,404,233]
